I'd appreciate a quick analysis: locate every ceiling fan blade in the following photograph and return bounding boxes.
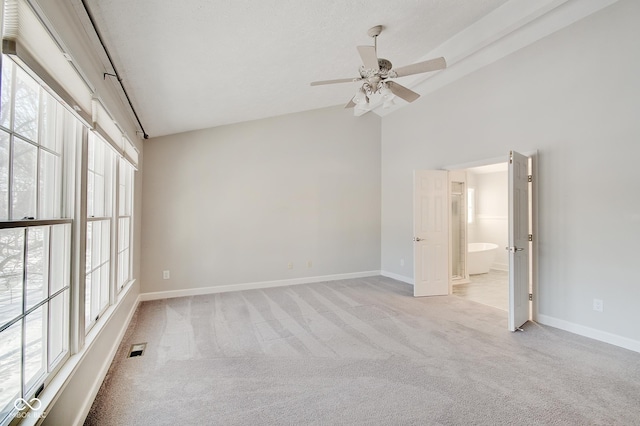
[344,99,356,109]
[357,45,379,70]
[392,57,446,78]
[310,78,358,86]
[387,81,420,103]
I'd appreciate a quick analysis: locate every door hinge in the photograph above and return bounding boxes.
[528,234,533,242]
[529,293,533,301]
[528,175,533,183]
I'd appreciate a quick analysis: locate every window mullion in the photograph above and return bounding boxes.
[20,228,28,398]
[8,134,14,221]
[70,125,88,353]
[36,146,41,219]
[9,61,17,132]
[7,64,16,221]
[111,159,119,303]
[61,118,70,220]
[36,88,44,219]
[47,219,54,371]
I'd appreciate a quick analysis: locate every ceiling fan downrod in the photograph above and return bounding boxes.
[367,25,383,54]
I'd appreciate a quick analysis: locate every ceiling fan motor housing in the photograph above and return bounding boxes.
[377,58,392,72]
[359,58,393,79]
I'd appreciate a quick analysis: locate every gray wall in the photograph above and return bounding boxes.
[381,0,640,341]
[141,106,382,293]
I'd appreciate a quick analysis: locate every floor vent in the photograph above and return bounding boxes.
[128,343,147,358]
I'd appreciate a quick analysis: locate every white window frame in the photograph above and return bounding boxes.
[116,158,133,293]
[84,133,115,333]
[0,56,74,425]
[1,1,138,422]
[0,53,136,425]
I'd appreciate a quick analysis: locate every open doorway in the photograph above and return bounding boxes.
[413,150,535,331]
[450,162,509,311]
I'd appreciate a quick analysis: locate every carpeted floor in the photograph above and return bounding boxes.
[85,276,640,425]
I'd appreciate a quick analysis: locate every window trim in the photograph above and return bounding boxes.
[1,1,139,417]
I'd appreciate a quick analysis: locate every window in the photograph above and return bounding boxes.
[85,133,114,332]
[0,57,73,423]
[1,2,138,421]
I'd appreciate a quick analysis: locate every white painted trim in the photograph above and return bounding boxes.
[381,270,414,286]
[27,281,140,426]
[138,271,381,301]
[537,314,640,354]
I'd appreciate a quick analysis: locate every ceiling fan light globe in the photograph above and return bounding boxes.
[353,87,368,105]
[355,102,369,112]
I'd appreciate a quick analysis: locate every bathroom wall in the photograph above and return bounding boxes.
[470,170,508,270]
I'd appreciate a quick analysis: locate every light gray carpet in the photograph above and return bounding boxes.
[85,276,640,425]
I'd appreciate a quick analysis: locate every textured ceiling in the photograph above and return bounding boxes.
[83,0,510,137]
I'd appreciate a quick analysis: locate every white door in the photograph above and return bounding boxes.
[508,151,530,331]
[413,170,449,297]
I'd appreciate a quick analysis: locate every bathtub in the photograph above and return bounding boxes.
[468,243,499,275]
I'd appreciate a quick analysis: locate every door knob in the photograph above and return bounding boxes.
[505,246,524,253]
[414,237,424,242]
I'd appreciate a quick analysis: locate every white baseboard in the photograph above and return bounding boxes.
[139,270,381,301]
[380,270,414,285]
[537,314,640,354]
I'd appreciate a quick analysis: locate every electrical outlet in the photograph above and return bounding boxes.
[287,262,293,270]
[593,298,603,312]
[162,270,170,280]
[307,260,312,268]
[400,258,405,267]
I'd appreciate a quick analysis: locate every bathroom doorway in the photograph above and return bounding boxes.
[450,162,509,311]
[413,150,535,330]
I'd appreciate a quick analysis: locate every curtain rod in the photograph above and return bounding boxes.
[80,0,149,139]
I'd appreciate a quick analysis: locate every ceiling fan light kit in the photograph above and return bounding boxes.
[311,25,447,116]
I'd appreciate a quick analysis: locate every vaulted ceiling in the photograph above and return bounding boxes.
[76,0,509,137]
[58,0,610,138]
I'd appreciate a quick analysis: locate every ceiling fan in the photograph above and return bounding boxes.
[310,25,446,113]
